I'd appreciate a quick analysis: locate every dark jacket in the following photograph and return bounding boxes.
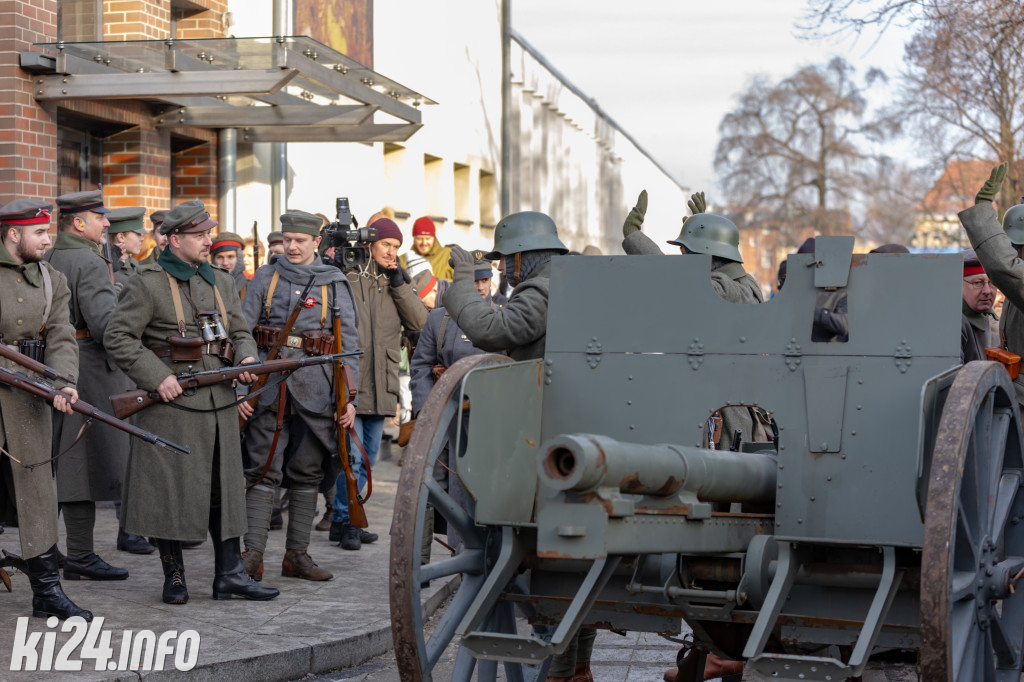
[410,306,489,416]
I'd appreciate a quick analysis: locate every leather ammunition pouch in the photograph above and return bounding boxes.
[397,419,415,447]
[16,339,46,362]
[254,324,334,357]
[153,336,235,364]
[985,347,1021,380]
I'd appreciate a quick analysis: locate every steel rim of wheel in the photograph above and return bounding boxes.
[921,361,1024,681]
[390,353,519,682]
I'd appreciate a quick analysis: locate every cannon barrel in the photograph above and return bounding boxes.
[538,433,777,503]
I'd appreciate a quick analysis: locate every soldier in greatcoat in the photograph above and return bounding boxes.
[140,209,167,265]
[45,190,129,582]
[0,199,91,620]
[237,210,358,582]
[442,213,589,682]
[211,231,249,297]
[107,206,147,293]
[104,200,278,605]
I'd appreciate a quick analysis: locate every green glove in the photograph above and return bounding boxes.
[976,162,1008,204]
[448,244,476,283]
[622,190,648,238]
[687,191,706,216]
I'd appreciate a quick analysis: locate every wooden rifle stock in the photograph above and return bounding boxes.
[333,313,366,528]
[0,343,77,385]
[110,352,360,419]
[0,366,189,456]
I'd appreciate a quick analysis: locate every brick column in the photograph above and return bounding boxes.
[103,1,170,40]
[103,126,172,211]
[0,0,59,201]
[174,141,219,221]
[176,0,227,39]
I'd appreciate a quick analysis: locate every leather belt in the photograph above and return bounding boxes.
[151,342,228,359]
[75,328,92,339]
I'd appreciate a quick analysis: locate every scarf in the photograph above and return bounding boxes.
[159,247,217,285]
[272,254,346,285]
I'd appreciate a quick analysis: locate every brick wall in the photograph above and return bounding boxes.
[174,139,218,221]
[103,126,172,210]
[0,0,59,201]
[176,0,227,39]
[103,0,170,40]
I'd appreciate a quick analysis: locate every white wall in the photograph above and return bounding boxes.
[227,0,686,256]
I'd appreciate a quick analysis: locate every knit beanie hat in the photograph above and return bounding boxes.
[412,216,436,237]
[370,218,403,246]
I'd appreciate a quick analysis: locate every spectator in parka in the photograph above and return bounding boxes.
[330,218,428,550]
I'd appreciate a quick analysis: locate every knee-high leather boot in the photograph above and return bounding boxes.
[154,539,188,604]
[26,545,92,621]
[209,510,279,601]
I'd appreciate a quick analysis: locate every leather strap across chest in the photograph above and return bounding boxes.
[265,270,328,329]
[166,271,228,336]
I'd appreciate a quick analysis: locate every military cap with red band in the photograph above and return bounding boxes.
[963,248,986,276]
[55,189,109,215]
[211,231,245,254]
[0,199,53,225]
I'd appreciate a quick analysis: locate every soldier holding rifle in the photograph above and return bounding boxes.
[0,198,90,621]
[104,200,278,605]
[237,210,358,583]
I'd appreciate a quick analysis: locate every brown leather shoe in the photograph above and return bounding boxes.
[241,549,263,582]
[281,549,333,581]
[704,653,743,681]
[315,511,332,532]
[571,662,593,682]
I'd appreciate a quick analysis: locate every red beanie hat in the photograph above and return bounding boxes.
[370,218,403,246]
[413,216,436,237]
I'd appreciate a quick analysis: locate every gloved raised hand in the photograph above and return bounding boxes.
[387,263,411,288]
[976,162,1008,204]
[622,190,648,238]
[448,244,476,282]
[687,191,706,216]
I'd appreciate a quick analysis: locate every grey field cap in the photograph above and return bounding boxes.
[107,206,148,234]
[150,209,168,229]
[56,189,109,214]
[159,200,218,235]
[279,210,322,236]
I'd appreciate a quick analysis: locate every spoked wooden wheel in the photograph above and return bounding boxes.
[922,361,1024,681]
[391,353,546,682]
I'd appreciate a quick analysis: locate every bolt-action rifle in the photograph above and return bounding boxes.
[332,299,368,528]
[0,365,189,459]
[109,351,362,420]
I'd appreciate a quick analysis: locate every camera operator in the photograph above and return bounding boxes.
[330,216,428,550]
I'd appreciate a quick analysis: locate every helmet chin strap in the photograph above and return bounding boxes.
[514,252,521,286]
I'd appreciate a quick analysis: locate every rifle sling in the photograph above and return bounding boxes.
[347,423,372,504]
[161,370,290,415]
[247,380,289,491]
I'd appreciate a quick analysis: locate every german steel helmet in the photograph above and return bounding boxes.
[1003,198,1024,246]
[484,211,568,260]
[668,213,743,263]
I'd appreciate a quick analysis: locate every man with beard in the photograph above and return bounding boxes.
[399,216,453,280]
[104,200,278,605]
[46,190,130,582]
[0,199,90,620]
[140,210,168,265]
[238,210,358,582]
[211,231,248,297]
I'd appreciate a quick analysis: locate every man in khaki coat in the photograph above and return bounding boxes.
[104,200,278,605]
[0,199,90,621]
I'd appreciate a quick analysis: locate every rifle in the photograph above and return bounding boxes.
[332,295,368,528]
[102,233,117,286]
[238,274,316,428]
[0,341,77,385]
[110,351,362,420]
[252,220,260,272]
[0,365,189,459]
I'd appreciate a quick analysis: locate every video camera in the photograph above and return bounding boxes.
[322,197,377,271]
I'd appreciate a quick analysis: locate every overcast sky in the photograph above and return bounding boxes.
[512,0,910,201]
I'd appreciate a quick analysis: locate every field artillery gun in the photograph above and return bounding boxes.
[390,237,1024,681]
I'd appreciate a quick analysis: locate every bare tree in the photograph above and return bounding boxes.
[889,1,1024,208]
[798,0,970,40]
[714,57,885,237]
[856,156,932,245]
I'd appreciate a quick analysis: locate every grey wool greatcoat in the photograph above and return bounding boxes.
[45,231,128,503]
[0,242,77,559]
[410,307,489,416]
[443,262,552,361]
[103,260,259,542]
[623,230,765,450]
[961,202,1024,405]
[240,259,359,453]
[346,262,428,416]
[112,251,137,294]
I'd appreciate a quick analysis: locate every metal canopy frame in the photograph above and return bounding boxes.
[24,36,433,143]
